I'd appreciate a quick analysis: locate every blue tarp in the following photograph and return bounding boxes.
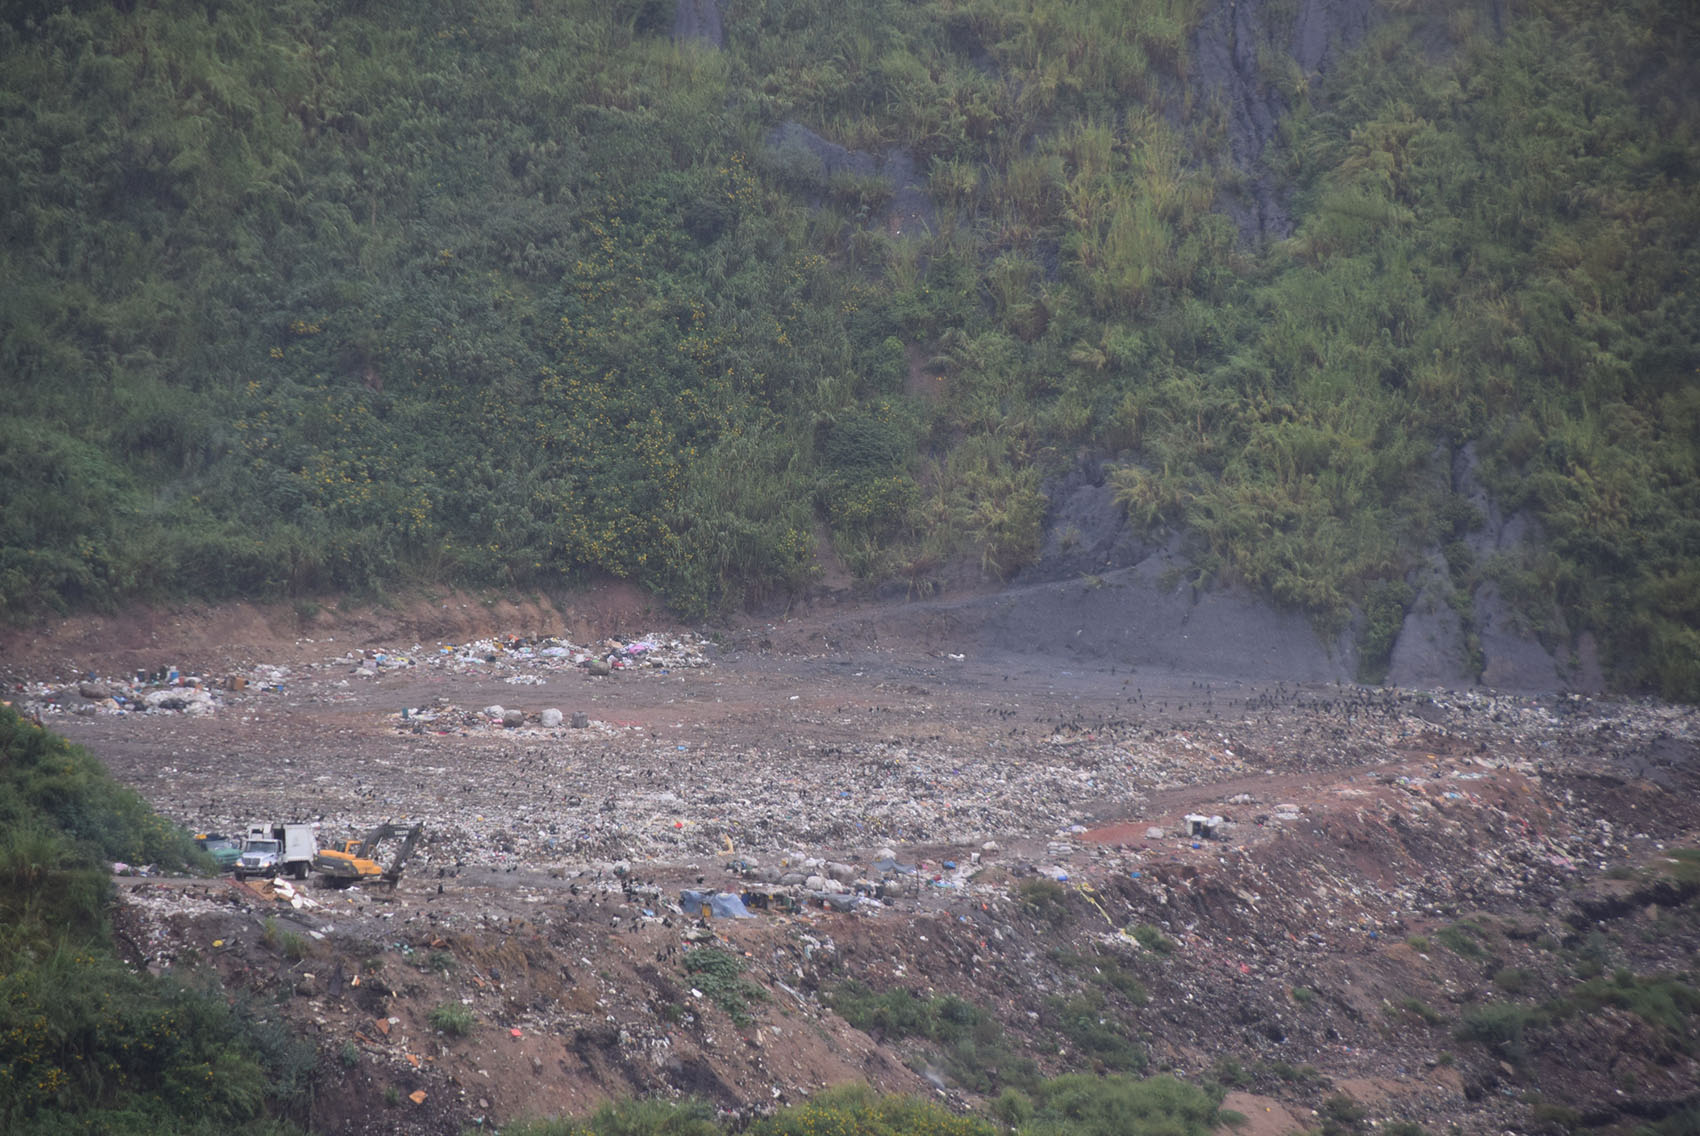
[680,889,755,918]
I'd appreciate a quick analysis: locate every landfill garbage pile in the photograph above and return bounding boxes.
[10,669,261,718]
[9,631,709,723]
[15,611,1698,1136]
[316,632,714,682]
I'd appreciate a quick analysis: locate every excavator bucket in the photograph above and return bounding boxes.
[382,823,424,889]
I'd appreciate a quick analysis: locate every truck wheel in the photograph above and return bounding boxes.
[294,862,308,880]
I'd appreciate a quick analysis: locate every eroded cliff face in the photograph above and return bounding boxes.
[1192,0,1381,242]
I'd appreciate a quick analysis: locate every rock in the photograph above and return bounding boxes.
[571,711,589,728]
[501,709,526,728]
[540,708,564,728]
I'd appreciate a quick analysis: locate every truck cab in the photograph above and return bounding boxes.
[234,836,281,878]
[194,833,242,871]
[234,822,317,880]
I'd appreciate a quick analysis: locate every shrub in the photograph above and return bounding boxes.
[1433,922,1486,960]
[506,1098,723,1136]
[1048,993,1146,1072]
[1318,1094,1370,1136]
[751,1085,995,1136]
[825,981,1033,1094]
[682,947,765,1026]
[1387,997,1445,1026]
[429,1002,476,1037]
[1457,1003,1541,1063]
[1023,1074,1224,1136]
[1017,878,1073,925]
[0,707,315,1132]
[1132,924,1175,955]
[1492,966,1533,994]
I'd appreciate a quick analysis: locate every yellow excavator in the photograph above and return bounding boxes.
[312,822,424,888]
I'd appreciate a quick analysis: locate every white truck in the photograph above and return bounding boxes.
[234,822,317,880]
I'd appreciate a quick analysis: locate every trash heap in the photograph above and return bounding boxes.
[312,632,714,684]
[9,632,709,719]
[11,670,245,718]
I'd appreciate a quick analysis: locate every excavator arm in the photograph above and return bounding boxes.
[381,823,424,889]
[313,821,422,887]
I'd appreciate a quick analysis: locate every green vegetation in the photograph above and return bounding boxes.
[1451,960,1700,1075]
[1555,970,1700,1048]
[825,981,1037,1093]
[428,1001,476,1037]
[503,1076,1224,1136]
[1046,993,1145,1073]
[261,917,309,962]
[1317,1093,1371,1136]
[1016,878,1073,925]
[1456,1003,1544,1065]
[681,946,764,1026]
[1130,924,1175,956]
[1655,848,1700,889]
[1007,1074,1225,1136]
[505,1097,725,1136]
[1492,966,1534,995]
[1433,921,1487,960]
[1,1,1696,697]
[1634,1105,1700,1136]
[0,704,311,1134]
[1385,997,1446,1027]
[755,1086,996,1136]
[1049,948,1147,1003]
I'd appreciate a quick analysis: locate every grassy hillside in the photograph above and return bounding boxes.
[0,703,314,1133]
[1,0,1695,696]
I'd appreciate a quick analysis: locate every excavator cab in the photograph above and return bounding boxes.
[312,822,424,888]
